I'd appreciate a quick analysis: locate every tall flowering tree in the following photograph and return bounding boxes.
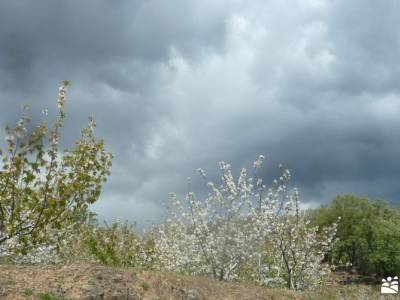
[0,81,113,256]
[253,181,337,289]
[245,165,337,290]
[156,161,259,281]
[268,205,337,290]
[155,156,337,290]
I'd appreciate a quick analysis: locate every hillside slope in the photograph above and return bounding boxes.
[0,265,299,300]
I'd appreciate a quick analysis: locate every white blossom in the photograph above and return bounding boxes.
[154,155,337,290]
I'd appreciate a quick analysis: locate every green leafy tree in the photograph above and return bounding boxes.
[312,194,400,275]
[0,81,113,255]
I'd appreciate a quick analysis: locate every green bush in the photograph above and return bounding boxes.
[58,218,157,269]
[311,194,400,275]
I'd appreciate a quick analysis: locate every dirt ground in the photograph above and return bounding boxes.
[0,264,299,300]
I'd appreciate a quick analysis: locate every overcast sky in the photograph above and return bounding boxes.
[1,0,399,228]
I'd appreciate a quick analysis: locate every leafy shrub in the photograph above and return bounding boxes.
[0,81,113,258]
[58,217,157,269]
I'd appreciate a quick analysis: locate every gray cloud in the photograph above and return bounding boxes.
[0,0,399,228]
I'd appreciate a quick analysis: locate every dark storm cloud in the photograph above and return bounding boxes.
[0,0,399,227]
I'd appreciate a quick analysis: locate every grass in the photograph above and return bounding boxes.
[23,288,34,296]
[1,264,394,299]
[140,281,150,291]
[37,292,63,300]
[301,284,398,300]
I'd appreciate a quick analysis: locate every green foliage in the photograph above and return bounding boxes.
[86,222,140,267]
[311,194,400,275]
[58,219,157,269]
[37,291,62,300]
[0,82,113,255]
[140,282,150,291]
[23,288,34,296]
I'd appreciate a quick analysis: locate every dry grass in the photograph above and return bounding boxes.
[0,265,392,299]
[0,264,297,299]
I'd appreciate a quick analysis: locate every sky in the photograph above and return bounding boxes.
[0,0,399,228]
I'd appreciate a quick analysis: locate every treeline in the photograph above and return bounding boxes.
[311,194,400,277]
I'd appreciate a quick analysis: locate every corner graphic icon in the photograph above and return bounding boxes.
[381,276,398,294]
